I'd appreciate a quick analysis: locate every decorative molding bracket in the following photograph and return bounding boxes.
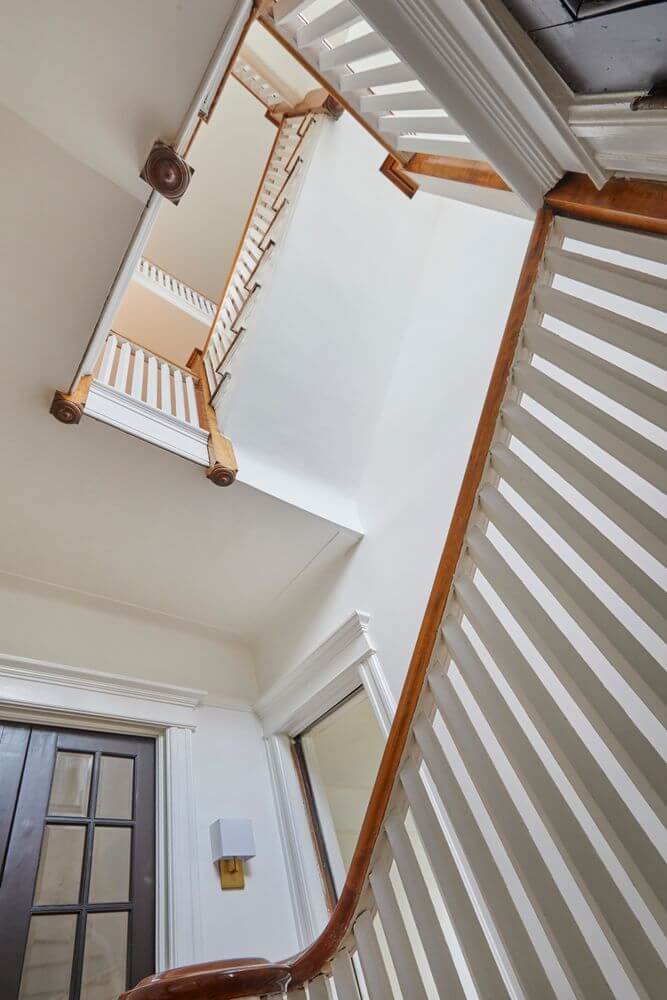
[140,141,194,205]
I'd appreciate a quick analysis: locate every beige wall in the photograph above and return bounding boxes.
[144,77,276,303]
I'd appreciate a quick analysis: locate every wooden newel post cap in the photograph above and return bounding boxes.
[207,463,237,487]
[141,141,193,204]
[50,389,84,424]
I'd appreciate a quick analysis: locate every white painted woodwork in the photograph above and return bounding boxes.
[319,33,390,72]
[270,0,479,172]
[232,57,287,109]
[86,333,209,465]
[569,93,667,181]
[377,114,465,137]
[369,863,428,1000]
[295,2,362,49]
[330,950,362,1000]
[134,258,217,325]
[204,113,322,401]
[281,217,666,1000]
[353,909,395,1000]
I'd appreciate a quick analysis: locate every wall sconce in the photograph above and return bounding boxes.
[209,818,256,890]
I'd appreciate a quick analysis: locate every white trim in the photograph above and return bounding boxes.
[134,263,215,325]
[349,0,604,208]
[0,652,203,969]
[265,733,331,945]
[569,93,667,180]
[259,613,395,948]
[0,652,205,709]
[85,380,210,465]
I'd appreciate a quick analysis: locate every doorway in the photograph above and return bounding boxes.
[0,722,155,999]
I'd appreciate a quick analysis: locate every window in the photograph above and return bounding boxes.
[293,688,385,907]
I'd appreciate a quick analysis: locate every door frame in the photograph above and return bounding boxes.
[0,652,205,973]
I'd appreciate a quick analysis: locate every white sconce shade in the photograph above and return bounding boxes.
[210,818,256,862]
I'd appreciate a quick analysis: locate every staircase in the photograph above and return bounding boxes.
[266,0,480,164]
[203,110,323,404]
[120,178,666,999]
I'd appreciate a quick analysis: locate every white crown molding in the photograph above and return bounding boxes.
[0,652,205,707]
[255,611,375,735]
[569,93,667,180]
[353,0,607,207]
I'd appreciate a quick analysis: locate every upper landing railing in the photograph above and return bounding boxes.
[121,175,667,1000]
[134,258,217,325]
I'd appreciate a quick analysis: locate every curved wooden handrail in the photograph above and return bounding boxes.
[121,206,554,1000]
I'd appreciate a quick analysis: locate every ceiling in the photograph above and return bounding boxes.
[0,31,355,648]
[0,0,243,201]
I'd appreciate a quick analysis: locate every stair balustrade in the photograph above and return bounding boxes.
[203,111,322,402]
[121,177,667,1000]
[134,258,218,325]
[84,333,212,466]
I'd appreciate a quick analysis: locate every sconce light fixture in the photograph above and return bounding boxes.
[210,818,256,890]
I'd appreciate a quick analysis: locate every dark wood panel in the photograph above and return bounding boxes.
[0,722,30,881]
[501,0,575,31]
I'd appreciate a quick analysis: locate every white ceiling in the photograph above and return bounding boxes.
[0,0,241,201]
[1,53,354,645]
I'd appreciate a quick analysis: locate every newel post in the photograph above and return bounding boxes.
[187,350,238,487]
[50,375,93,425]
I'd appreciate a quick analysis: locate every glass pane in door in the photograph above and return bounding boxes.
[18,913,77,1000]
[95,756,134,819]
[48,751,93,816]
[34,824,86,905]
[89,827,131,902]
[80,911,128,1000]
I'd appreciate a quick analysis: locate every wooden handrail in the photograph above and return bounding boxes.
[407,152,510,191]
[121,206,555,1000]
[546,172,667,235]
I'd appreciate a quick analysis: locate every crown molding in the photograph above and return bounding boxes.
[255,611,375,734]
[569,93,667,180]
[0,652,206,708]
[353,0,607,208]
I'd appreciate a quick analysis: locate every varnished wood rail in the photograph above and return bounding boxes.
[121,175,667,998]
[121,206,555,1000]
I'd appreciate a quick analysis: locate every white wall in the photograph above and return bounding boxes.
[0,572,256,703]
[253,193,533,700]
[217,114,443,498]
[192,706,299,962]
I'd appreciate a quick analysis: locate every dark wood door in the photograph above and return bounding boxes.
[0,722,155,1000]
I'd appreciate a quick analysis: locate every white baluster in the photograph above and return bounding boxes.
[114,339,132,392]
[160,361,172,414]
[173,369,186,421]
[185,374,199,427]
[131,348,144,401]
[98,334,117,384]
[146,354,158,408]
